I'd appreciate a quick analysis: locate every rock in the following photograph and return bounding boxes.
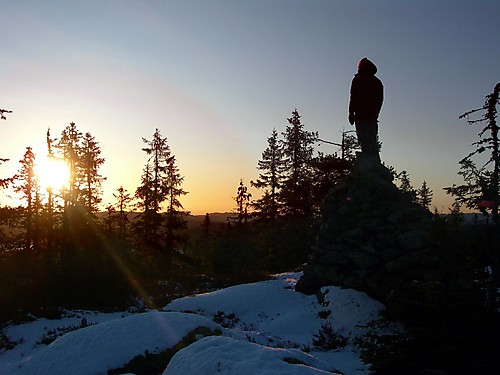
[382,247,402,261]
[295,273,321,295]
[296,152,439,304]
[347,251,380,269]
[385,251,439,273]
[397,229,431,250]
[388,207,432,224]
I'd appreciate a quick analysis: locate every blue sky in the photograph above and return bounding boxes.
[2,0,499,214]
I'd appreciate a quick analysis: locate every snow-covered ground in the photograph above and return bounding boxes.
[0,272,396,374]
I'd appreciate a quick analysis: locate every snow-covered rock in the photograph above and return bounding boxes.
[9,312,219,375]
[163,272,387,374]
[164,335,334,374]
[1,272,392,375]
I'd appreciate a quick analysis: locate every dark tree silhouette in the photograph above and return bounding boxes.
[52,123,105,240]
[416,180,433,209]
[445,83,500,226]
[113,186,132,241]
[0,109,12,121]
[135,128,188,257]
[80,132,105,215]
[1,109,13,188]
[251,128,284,222]
[280,109,318,217]
[164,152,188,255]
[396,170,417,203]
[134,162,162,244]
[201,213,211,240]
[55,122,82,210]
[13,147,40,251]
[234,179,252,224]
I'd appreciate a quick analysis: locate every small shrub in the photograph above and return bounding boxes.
[213,311,239,328]
[317,309,331,319]
[36,321,95,346]
[282,357,307,365]
[0,333,20,350]
[312,322,347,351]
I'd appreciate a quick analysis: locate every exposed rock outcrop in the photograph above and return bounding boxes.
[296,153,440,304]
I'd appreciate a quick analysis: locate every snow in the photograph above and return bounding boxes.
[4,312,219,375]
[0,272,392,375]
[165,336,334,375]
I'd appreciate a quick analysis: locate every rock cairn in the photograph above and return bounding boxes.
[296,153,440,304]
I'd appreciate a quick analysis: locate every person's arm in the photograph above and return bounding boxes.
[348,78,357,125]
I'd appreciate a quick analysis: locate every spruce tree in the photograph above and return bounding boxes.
[234,179,252,224]
[396,170,417,203]
[56,122,82,210]
[417,180,433,209]
[54,123,105,238]
[44,129,57,248]
[140,129,170,214]
[113,186,132,241]
[0,108,13,188]
[446,82,500,226]
[201,213,211,240]
[134,162,162,244]
[280,109,318,217]
[164,152,188,254]
[0,108,12,120]
[79,132,105,215]
[135,128,188,255]
[251,128,284,222]
[14,147,40,251]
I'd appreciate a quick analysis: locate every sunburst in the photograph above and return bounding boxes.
[36,156,70,192]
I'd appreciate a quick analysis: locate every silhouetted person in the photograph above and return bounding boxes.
[349,57,383,157]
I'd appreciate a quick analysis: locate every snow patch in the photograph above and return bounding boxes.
[1,272,391,375]
[8,312,218,375]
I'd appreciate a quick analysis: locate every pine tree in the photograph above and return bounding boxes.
[56,122,82,209]
[251,128,284,222]
[445,158,488,213]
[311,130,359,207]
[0,108,12,121]
[396,170,417,203]
[53,123,106,239]
[79,132,105,215]
[280,109,318,217]
[113,186,132,241]
[0,108,13,188]
[164,152,188,254]
[14,147,40,251]
[417,180,433,209]
[45,129,57,246]
[234,179,252,224]
[135,128,188,255]
[446,83,500,226]
[0,158,14,189]
[102,204,117,234]
[165,153,188,213]
[140,129,171,214]
[201,213,211,240]
[134,162,162,244]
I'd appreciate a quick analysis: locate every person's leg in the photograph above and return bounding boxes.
[364,120,379,155]
[355,120,378,155]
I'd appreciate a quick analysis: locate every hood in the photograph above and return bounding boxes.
[357,57,377,75]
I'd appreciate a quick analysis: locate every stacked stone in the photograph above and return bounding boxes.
[296,153,440,303]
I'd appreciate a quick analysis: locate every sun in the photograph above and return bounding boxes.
[36,156,70,192]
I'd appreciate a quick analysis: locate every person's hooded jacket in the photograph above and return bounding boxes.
[349,58,384,124]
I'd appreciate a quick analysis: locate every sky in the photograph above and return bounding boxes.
[1,0,499,214]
